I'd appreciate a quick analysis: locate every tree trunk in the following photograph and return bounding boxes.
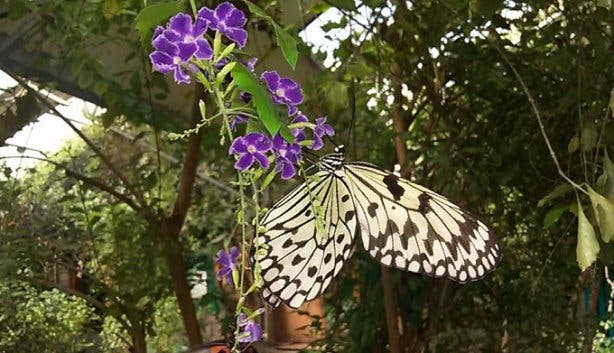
[163,226,203,347]
[159,85,207,348]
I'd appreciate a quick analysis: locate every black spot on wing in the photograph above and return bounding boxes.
[383,174,405,201]
[367,203,379,217]
[418,193,431,213]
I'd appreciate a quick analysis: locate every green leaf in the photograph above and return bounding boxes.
[609,87,614,114]
[587,185,614,242]
[577,199,600,271]
[230,64,293,141]
[581,120,598,151]
[273,24,299,69]
[135,1,185,43]
[537,183,573,207]
[543,204,568,228]
[243,0,298,69]
[328,0,356,11]
[243,0,272,20]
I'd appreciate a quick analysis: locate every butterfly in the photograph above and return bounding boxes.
[252,145,501,308]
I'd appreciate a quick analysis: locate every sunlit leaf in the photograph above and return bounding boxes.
[576,200,600,271]
[587,185,614,242]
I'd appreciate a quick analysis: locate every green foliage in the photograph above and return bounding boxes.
[0,281,97,353]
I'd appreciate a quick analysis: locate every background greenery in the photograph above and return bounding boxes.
[1,0,613,353]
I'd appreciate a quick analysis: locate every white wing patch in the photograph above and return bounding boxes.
[344,162,501,283]
[254,171,358,308]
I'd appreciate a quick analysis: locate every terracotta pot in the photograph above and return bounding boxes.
[266,297,324,349]
[191,339,258,353]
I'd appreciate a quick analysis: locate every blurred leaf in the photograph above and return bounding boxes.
[543,204,568,228]
[587,185,614,242]
[610,87,614,113]
[568,135,579,153]
[576,199,599,271]
[135,1,184,43]
[538,184,573,207]
[581,120,598,151]
[328,0,356,11]
[102,0,121,19]
[230,64,293,141]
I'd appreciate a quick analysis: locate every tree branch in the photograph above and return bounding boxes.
[4,71,149,204]
[0,155,141,211]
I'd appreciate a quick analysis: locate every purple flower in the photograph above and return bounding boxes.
[237,313,263,343]
[290,113,308,142]
[311,116,335,150]
[261,71,303,116]
[245,58,257,73]
[229,132,272,171]
[198,2,248,48]
[149,13,212,84]
[165,13,212,60]
[272,134,302,180]
[229,114,248,130]
[216,246,239,286]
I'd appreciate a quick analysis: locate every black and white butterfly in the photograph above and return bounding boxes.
[253,145,501,308]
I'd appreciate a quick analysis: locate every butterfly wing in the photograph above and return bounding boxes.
[344,162,501,282]
[254,171,359,308]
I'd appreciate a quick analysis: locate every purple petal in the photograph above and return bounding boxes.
[287,105,298,116]
[152,35,179,55]
[225,7,247,28]
[173,66,191,84]
[235,153,254,171]
[215,2,235,22]
[194,38,213,60]
[229,246,240,261]
[272,134,286,150]
[253,152,270,169]
[176,42,198,61]
[310,134,324,150]
[152,25,164,39]
[261,71,280,91]
[162,29,181,42]
[281,82,304,105]
[280,160,296,180]
[229,137,247,154]
[197,6,217,26]
[242,132,261,146]
[223,28,248,48]
[239,91,252,103]
[193,16,208,36]
[168,13,193,36]
[292,113,308,124]
[254,137,272,152]
[150,51,174,73]
[245,58,257,73]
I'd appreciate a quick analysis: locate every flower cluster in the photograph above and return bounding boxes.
[149,2,247,84]
[229,73,335,179]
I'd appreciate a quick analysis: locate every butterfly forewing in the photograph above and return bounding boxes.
[255,171,358,308]
[344,162,501,282]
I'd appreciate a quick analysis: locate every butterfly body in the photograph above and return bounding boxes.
[254,146,501,308]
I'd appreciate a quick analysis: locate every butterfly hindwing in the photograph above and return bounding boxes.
[344,162,501,283]
[255,171,358,308]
